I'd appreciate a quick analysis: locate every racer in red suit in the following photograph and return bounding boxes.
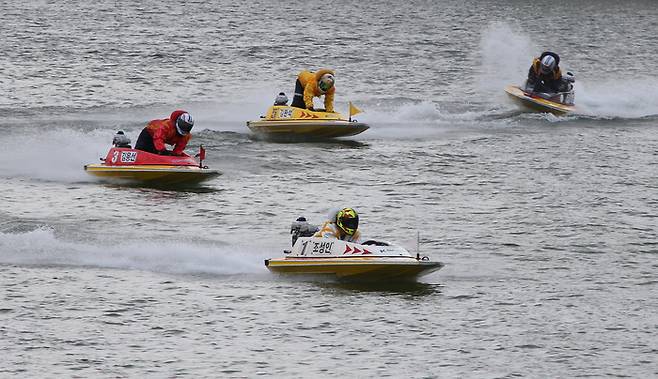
[134,110,194,155]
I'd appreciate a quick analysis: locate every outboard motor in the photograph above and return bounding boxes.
[290,217,319,246]
[562,72,576,105]
[274,92,289,106]
[112,131,132,148]
[564,71,575,83]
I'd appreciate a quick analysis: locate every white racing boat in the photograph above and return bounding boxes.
[265,218,443,281]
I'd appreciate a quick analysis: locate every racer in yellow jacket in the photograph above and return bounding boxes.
[290,69,335,112]
[313,208,362,243]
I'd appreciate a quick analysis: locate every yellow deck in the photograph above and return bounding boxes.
[247,106,369,139]
[505,85,575,115]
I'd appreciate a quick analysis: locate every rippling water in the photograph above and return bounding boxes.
[1,0,657,377]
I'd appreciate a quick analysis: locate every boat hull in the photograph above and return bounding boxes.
[505,85,575,115]
[247,120,369,139]
[265,257,443,280]
[84,164,220,185]
[84,147,220,185]
[247,106,369,139]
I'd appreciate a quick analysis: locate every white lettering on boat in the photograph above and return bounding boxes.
[120,151,137,163]
[278,108,293,119]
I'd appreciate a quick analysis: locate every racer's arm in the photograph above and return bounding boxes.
[303,83,315,110]
[149,122,167,152]
[324,88,335,113]
[172,135,191,155]
[526,65,539,88]
[313,222,339,239]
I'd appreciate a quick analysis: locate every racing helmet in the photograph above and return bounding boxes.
[539,55,557,74]
[318,73,335,92]
[336,208,359,236]
[175,113,194,136]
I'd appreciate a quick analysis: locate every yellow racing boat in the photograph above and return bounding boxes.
[505,85,576,115]
[247,105,369,140]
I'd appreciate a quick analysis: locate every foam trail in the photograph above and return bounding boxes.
[576,79,658,118]
[346,102,447,139]
[0,128,109,182]
[477,22,538,99]
[0,228,266,275]
[183,85,298,132]
[358,101,443,124]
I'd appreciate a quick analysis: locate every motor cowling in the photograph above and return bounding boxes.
[563,71,575,83]
[112,131,131,148]
[274,92,289,106]
[290,217,319,246]
[562,72,576,105]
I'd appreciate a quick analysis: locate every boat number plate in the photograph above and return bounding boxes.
[277,108,293,119]
[120,151,137,163]
[312,241,334,254]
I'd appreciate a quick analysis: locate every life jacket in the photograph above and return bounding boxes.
[314,221,362,243]
[531,58,562,81]
[145,110,191,154]
[297,69,336,112]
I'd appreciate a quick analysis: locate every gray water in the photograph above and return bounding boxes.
[1,0,657,377]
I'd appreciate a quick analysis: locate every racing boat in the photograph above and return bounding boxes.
[505,85,575,115]
[84,132,220,185]
[505,74,576,115]
[247,104,369,140]
[264,218,443,281]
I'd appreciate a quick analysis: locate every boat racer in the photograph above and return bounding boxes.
[290,69,335,112]
[134,110,194,156]
[314,207,362,243]
[526,51,572,93]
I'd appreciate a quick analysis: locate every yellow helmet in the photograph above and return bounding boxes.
[336,208,358,236]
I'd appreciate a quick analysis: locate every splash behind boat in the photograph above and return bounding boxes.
[247,105,369,140]
[505,85,576,115]
[84,136,220,185]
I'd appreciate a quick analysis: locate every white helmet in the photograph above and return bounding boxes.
[175,113,194,136]
[318,73,334,92]
[540,55,557,74]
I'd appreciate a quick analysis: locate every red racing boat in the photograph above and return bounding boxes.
[84,145,220,185]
